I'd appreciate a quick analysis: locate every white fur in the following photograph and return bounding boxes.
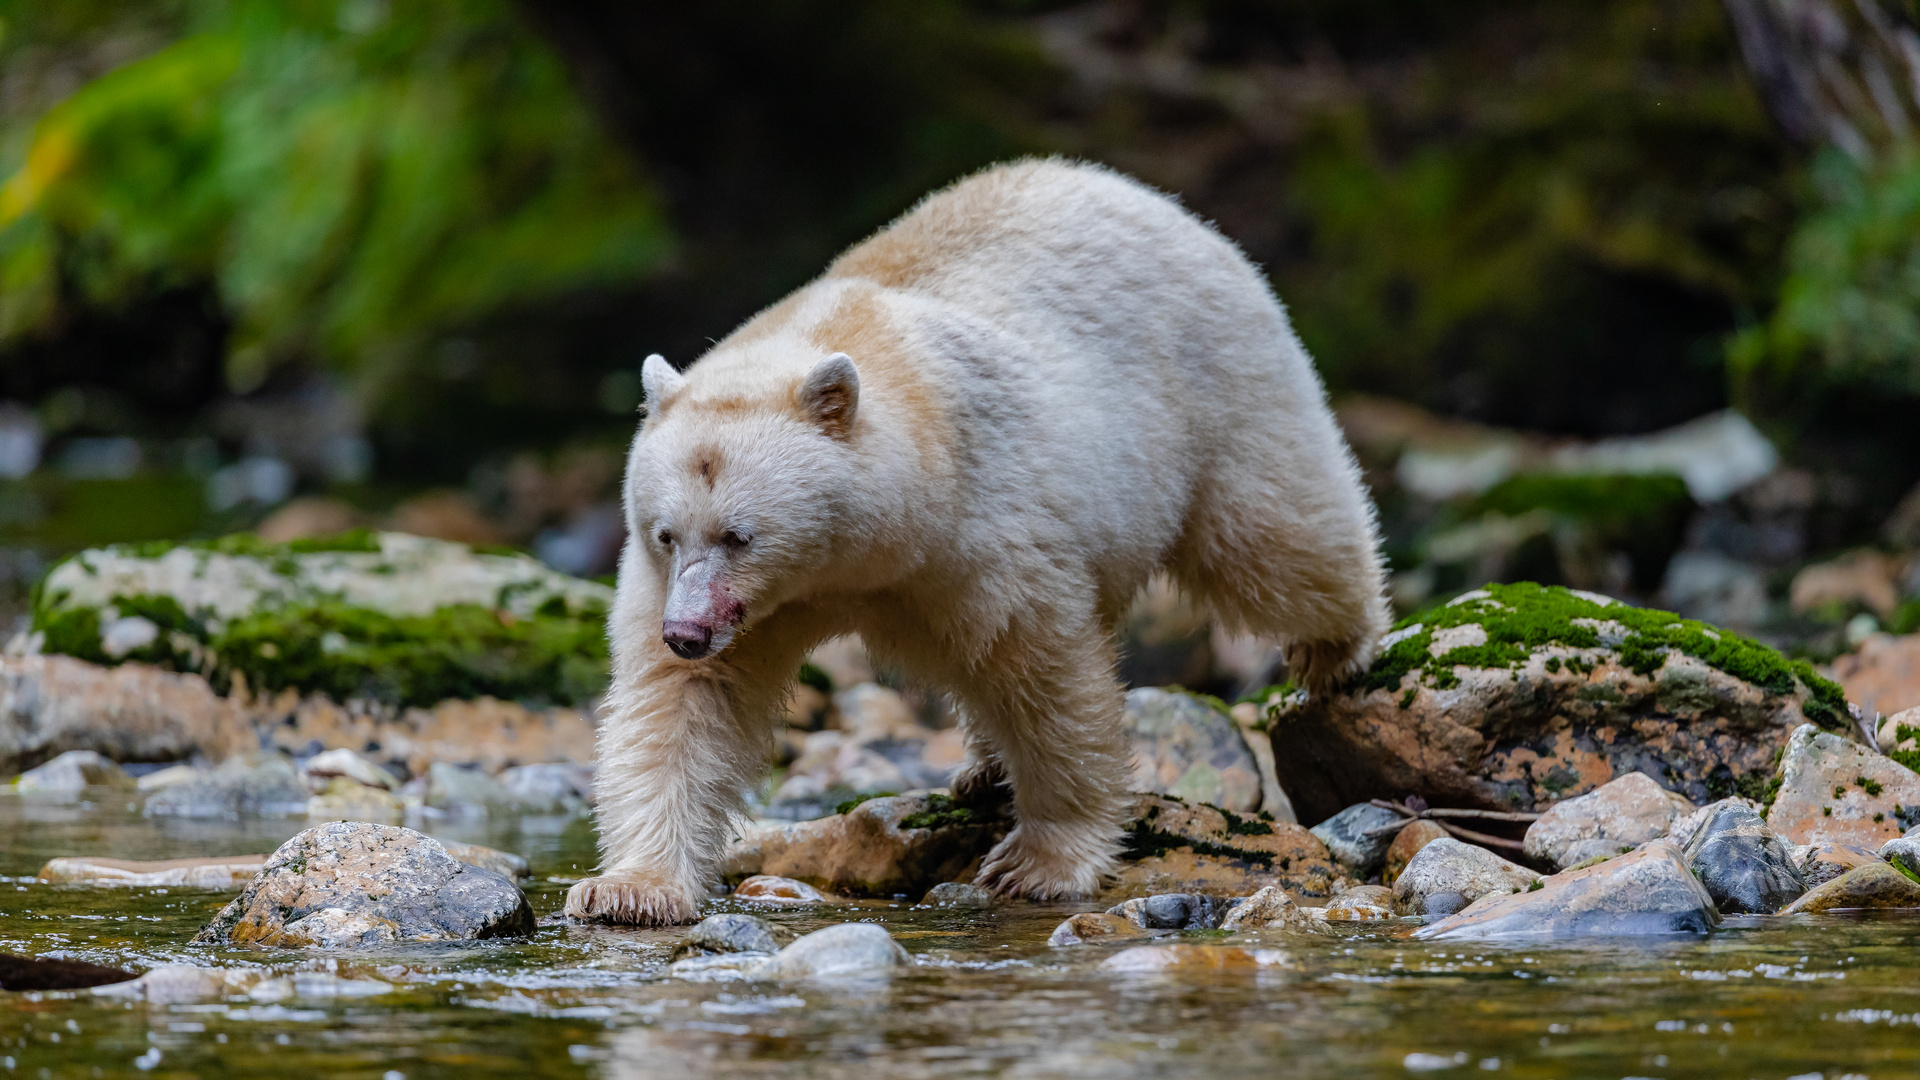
[566,159,1389,924]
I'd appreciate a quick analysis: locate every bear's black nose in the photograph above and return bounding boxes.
[663,620,712,659]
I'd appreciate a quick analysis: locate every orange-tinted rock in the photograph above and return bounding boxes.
[1766,725,1920,847]
[0,655,256,772]
[1047,912,1148,946]
[733,875,828,904]
[1099,944,1288,972]
[1105,794,1337,903]
[723,794,1005,898]
[1383,820,1449,885]
[259,692,595,779]
[1836,634,1920,720]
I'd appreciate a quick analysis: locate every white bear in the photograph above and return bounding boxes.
[565,159,1388,925]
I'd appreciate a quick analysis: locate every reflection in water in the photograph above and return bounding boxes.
[4,790,1920,1078]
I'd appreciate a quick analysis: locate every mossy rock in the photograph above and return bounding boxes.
[1265,583,1853,822]
[31,531,612,709]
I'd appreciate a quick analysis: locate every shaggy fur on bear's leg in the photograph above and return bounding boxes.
[967,624,1132,900]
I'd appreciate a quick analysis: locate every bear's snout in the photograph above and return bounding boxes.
[662,619,714,659]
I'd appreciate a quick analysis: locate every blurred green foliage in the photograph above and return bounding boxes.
[0,0,668,395]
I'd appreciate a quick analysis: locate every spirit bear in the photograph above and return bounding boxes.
[565,159,1388,925]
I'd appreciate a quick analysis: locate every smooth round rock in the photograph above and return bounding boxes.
[755,923,910,978]
[671,913,782,960]
[921,881,993,908]
[1779,861,1920,914]
[734,874,828,904]
[1048,912,1148,946]
[1390,838,1538,916]
[1418,842,1719,940]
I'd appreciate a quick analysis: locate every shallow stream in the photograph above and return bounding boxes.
[4,790,1919,1079]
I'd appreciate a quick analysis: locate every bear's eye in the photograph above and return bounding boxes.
[720,529,751,549]
[655,529,674,547]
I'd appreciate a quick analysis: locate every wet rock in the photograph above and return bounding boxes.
[1418,842,1719,939]
[0,655,256,773]
[38,854,267,888]
[1833,632,1920,720]
[135,763,201,792]
[754,923,910,979]
[1383,820,1449,885]
[1309,803,1405,878]
[1667,796,1764,850]
[306,777,405,821]
[1524,773,1696,870]
[301,747,399,791]
[90,966,391,1004]
[194,821,535,947]
[1325,885,1395,921]
[1217,885,1314,931]
[1123,688,1264,813]
[765,685,966,819]
[0,952,137,990]
[1106,893,1229,930]
[1391,838,1538,916]
[723,794,1004,898]
[671,913,783,961]
[1680,800,1805,914]
[1765,724,1920,847]
[425,762,523,814]
[1260,584,1849,822]
[1108,794,1337,903]
[498,763,594,813]
[1098,944,1287,972]
[1048,912,1149,946]
[921,882,993,908]
[734,875,828,904]
[144,755,310,818]
[1778,861,1920,914]
[440,842,529,880]
[1796,841,1880,888]
[15,749,132,792]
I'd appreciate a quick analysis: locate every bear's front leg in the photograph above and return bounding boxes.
[565,668,757,926]
[963,624,1133,900]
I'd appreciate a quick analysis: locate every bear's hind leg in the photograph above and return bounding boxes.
[963,623,1132,900]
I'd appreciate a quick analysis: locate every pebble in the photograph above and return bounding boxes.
[1418,842,1719,939]
[671,913,783,960]
[1390,838,1538,916]
[921,881,993,908]
[14,750,132,793]
[1523,772,1696,870]
[1309,803,1406,878]
[753,923,910,978]
[1778,861,1920,914]
[734,874,828,904]
[1680,800,1806,914]
[1047,912,1149,946]
[1324,885,1395,921]
[1106,893,1229,930]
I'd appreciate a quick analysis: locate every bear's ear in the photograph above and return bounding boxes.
[640,353,686,416]
[797,352,860,438]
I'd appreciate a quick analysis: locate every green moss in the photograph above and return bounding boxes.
[797,663,833,695]
[1892,750,1920,776]
[1351,582,1850,728]
[1893,598,1920,636]
[1119,819,1274,869]
[1860,777,1885,796]
[835,792,896,816]
[1222,810,1274,838]
[116,530,385,561]
[899,793,975,830]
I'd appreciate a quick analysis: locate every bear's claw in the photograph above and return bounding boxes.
[564,872,700,926]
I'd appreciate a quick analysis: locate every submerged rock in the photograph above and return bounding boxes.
[1309,803,1405,878]
[1418,842,1719,939]
[1390,838,1538,916]
[754,923,910,979]
[1523,773,1696,870]
[734,875,828,904]
[1123,688,1265,814]
[1261,584,1850,822]
[1109,794,1337,903]
[1383,820,1449,885]
[15,749,133,792]
[1048,912,1149,946]
[671,913,783,961]
[195,821,534,947]
[1766,724,1920,847]
[1106,893,1230,930]
[1098,944,1287,972]
[921,881,993,908]
[724,793,1004,898]
[144,755,310,818]
[1681,800,1805,914]
[38,854,267,889]
[0,952,137,990]
[1778,861,1920,914]
[90,966,391,1004]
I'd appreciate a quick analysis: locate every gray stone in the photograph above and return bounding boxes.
[144,755,310,818]
[1797,840,1880,888]
[1877,835,1920,881]
[498,763,594,813]
[300,747,399,792]
[1105,892,1229,930]
[1523,773,1695,870]
[921,881,993,908]
[440,842,529,880]
[425,762,521,813]
[1390,838,1538,916]
[15,749,132,792]
[1418,842,1720,939]
[1122,688,1263,813]
[1324,884,1395,921]
[194,821,535,947]
[671,913,783,961]
[1681,800,1805,914]
[1779,860,1920,914]
[764,683,963,819]
[1309,803,1405,878]
[754,922,910,978]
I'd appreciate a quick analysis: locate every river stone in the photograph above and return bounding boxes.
[144,755,310,818]
[1309,803,1405,878]
[1383,820,1449,885]
[1106,893,1229,930]
[1876,834,1920,881]
[1098,944,1287,972]
[306,777,405,821]
[724,793,1004,898]
[1797,841,1880,888]
[1778,861,1920,914]
[1123,688,1264,813]
[1767,725,1920,848]
[754,922,910,978]
[301,747,399,791]
[498,762,594,813]
[734,874,828,903]
[1217,885,1316,931]
[1418,842,1719,939]
[767,687,966,820]
[194,822,534,947]
[921,881,993,908]
[1680,800,1805,914]
[1325,884,1395,921]
[1391,838,1538,916]
[1668,796,1764,850]
[0,655,258,773]
[1261,584,1849,823]
[38,854,268,888]
[1107,794,1337,903]
[1048,912,1149,946]
[440,842,529,880]
[1523,772,1696,870]
[426,762,524,813]
[15,749,133,792]
[671,913,783,960]
[0,952,138,991]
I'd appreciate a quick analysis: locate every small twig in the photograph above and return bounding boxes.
[1427,808,1542,823]
[1358,798,1538,843]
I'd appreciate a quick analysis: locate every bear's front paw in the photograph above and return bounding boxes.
[974,822,1115,901]
[564,871,700,926]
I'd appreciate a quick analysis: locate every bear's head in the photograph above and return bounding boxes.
[624,351,861,660]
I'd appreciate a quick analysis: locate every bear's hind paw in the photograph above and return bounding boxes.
[564,872,700,926]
